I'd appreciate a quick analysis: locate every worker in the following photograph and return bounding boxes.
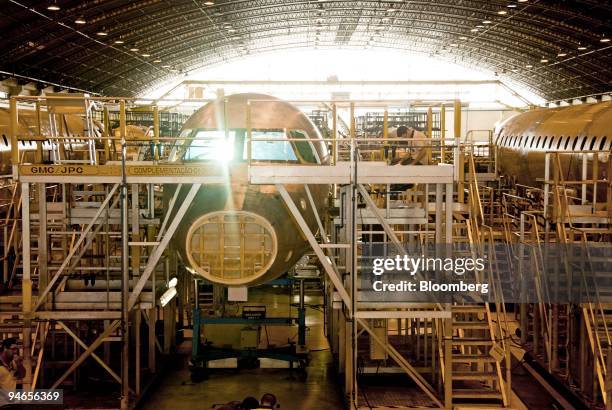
[395,127,429,165]
[384,126,429,165]
[384,126,430,193]
[384,125,409,160]
[0,338,26,392]
[259,393,277,408]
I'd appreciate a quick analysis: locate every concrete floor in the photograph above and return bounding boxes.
[141,287,345,410]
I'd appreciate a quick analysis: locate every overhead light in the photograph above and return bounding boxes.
[483,20,492,24]
[507,3,517,7]
[130,48,139,51]
[459,36,468,40]
[47,1,60,11]
[476,25,484,28]
[540,58,548,63]
[228,28,236,33]
[387,7,397,12]
[557,52,567,57]
[600,37,610,43]
[153,59,162,63]
[74,17,87,25]
[577,44,587,50]
[141,53,151,57]
[449,43,458,47]
[525,64,533,68]
[161,65,171,68]
[96,31,108,36]
[497,10,508,15]
[114,40,124,44]
[160,287,177,307]
[511,68,519,72]
[204,1,215,4]
[517,0,528,2]
[168,277,178,288]
[470,28,479,32]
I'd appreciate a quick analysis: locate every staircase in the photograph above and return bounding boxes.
[445,153,510,407]
[451,304,507,405]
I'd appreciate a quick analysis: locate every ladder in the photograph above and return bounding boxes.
[46,93,98,165]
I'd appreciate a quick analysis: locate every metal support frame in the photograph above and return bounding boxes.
[33,184,120,312]
[358,318,443,408]
[56,321,127,389]
[128,183,201,309]
[357,184,408,256]
[51,320,120,388]
[276,184,351,309]
[21,182,32,388]
[3,96,225,408]
[120,127,129,410]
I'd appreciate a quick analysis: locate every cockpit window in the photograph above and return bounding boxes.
[186,130,236,161]
[290,130,319,164]
[244,130,297,161]
[180,128,325,163]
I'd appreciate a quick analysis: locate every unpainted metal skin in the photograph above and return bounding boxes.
[168,93,330,286]
[0,107,90,175]
[0,107,90,212]
[494,101,611,191]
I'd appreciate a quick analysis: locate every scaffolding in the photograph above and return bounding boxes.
[4,93,609,409]
[243,97,513,408]
[500,148,612,408]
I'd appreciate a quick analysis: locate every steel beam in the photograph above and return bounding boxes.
[57,321,128,390]
[128,183,201,310]
[51,320,120,389]
[21,182,32,389]
[276,184,351,311]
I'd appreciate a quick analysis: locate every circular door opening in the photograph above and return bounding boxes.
[185,210,277,286]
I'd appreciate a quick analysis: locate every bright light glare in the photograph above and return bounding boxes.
[215,139,234,163]
[168,277,178,288]
[188,130,235,163]
[142,48,544,108]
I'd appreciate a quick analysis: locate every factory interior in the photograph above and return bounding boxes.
[0,1,611,409]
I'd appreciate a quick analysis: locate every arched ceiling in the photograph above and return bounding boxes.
[0,0,610,101]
